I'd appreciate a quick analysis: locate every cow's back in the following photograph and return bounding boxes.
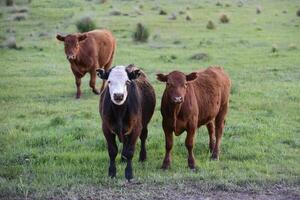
[192,66,231,126]
[84,29,116,67]
[136,75,156,127]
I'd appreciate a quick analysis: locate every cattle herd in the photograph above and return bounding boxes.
[57,29,231,181]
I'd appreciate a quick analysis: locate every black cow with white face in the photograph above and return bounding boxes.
[97,64,156,181]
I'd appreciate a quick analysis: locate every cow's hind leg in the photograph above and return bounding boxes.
[206,121,215,153]
[89,70,100,95]
[139,127,148,162]
[185,127,196,169]
[211,104,228,160]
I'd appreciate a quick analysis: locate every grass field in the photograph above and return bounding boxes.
[0,0,300,199]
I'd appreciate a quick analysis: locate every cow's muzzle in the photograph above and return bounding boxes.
[67,54,76,60]
[113,93,124,102]
[172,96,183,103]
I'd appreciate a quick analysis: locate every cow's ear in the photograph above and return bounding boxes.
[96,68,109,80]
[128,69,141,80]
[186,72,198,82]
[156,73,167,82]
[78,34,87,42]
[56,34,65,41]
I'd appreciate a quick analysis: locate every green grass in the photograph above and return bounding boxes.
[0,0,300,199]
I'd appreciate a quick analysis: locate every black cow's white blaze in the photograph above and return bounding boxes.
[107,65,129,105]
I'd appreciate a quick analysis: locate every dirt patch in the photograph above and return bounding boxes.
[3,182,298,200]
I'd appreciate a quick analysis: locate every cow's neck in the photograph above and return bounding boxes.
[73,47,87,66]
[165,86,194,131]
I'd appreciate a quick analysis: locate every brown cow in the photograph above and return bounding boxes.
[56,29,116,98]
[157,66,231,169]
[97,64,156,181]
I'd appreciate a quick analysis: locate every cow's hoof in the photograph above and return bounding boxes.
[75,94,81,99]
[139,152,147,162]
[161,163,170,170]
[125,168,133,181]
[108,166,116,178]
[188,164,196,170]
[92,89,100,95]
[210,154,219,160]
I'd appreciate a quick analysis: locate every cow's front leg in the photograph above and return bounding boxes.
[162,123,173,170]
[75,76,81,99]
[103,127,118,178]
[90,70,100,95]
[185,127,196,169]
[123,131,139,181]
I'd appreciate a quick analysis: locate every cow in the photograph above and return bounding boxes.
[56,29,116,98]
[156,66,231,169]
[97,64,156,181]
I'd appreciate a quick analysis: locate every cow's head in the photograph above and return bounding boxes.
[157,71,198,104]
[56,33,87,61]
[97,65,141,105]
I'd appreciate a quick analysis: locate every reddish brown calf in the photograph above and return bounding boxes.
[57,29,116,98]
[157,66,231,169]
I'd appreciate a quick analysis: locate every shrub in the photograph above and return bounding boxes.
[186,13,192,21]
[256,5,262,14]
[13,14,27,21]
[190,53,209,61]
[206,20,215,29]
[297,9,300,17]
[133,23,149,42]
[6,0,14,6]
[159,10,167,15]
[220,13,229,23]
[271,44,278,53]
[288,43,297,50]
[76,16,96,33]
[4,37,17,49]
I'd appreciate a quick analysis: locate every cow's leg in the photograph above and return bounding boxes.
[211,104,228,160]
[162,124,173,170]
[123,130,139,181]
[206,121,215,153]
[75,76,81,99]
[185,127,196,169]
[139,127,148,162]
[103,127,118,178]
[121,136,128,163]
[89,70,100,95]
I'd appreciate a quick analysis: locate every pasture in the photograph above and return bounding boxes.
[0,0,299,199]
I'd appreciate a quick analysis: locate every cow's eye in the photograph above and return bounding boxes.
[108,80,111,84]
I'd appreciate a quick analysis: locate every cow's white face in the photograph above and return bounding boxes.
[97,65,142,106]
[107,66,130,105]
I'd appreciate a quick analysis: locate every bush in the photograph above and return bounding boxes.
[206,20,215,29]
[256,5,262,14]
[159,10,167,15]
[220,13,229,23]
[190,53,209,61]
[133,23,149,42]
[297,9,300,17]
[271,44,278,53]
[6,0,14,6]
[76,16,96,33]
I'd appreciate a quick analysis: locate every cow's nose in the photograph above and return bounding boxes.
[113,93,124,101]
[173,96,183,103]
[67,55,76,60]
